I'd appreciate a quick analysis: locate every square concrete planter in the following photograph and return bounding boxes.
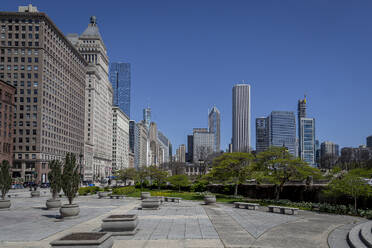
[141,198,160,210]
[50,232,112,248]
[140,192,151,200]
[101,214,138,235]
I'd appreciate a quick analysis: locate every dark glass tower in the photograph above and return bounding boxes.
[110,62,131,117]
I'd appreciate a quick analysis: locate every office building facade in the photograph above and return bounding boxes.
[367,135,372,148]
[0,80,16,166]
[109,62,131,117]
[193,128,214,162]
[68,16,113,182]
[232,84,251,152]
[269,111,296,156]
[176,144,186,162]
[255,117,270,153]
[112,107,129,171]
[1,5,87,183]
[134,121,148,168]
[299,118,315,165]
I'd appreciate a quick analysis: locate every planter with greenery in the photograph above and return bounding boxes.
[46,160,62,209]
[60,153,80,218]
[0,160,12,209]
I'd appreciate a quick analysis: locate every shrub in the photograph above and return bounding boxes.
[78,186,100,195]
[112,186,136,195]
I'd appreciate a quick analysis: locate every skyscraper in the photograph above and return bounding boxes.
[269,111,296,156]
[109,62,131,117]
[297,96,316,165]
[193,128,214,162]
[112,107,129,171]
[320,141,339,168]
[176,144,186,162]
[299,118,315,165]
[187,135,194,162]
[68,16,113,182]
[232,84,251,152]
[367,135,372,148]
[143,107,151,129]
[255,117,270,153]
[1,5,87,183]
[208,106,220,153]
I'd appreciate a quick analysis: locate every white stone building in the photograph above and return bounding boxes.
[68,16,113,182]
[112,107,130,171]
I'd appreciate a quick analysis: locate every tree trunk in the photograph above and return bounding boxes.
[354,196,357,211]
[234,183,238,196]
[68,197,73,205]
[178,185,181,192]
[275,185,280,200]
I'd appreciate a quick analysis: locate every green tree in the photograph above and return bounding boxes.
[209,152,254,196]
[61,153,80,205]
[324,168,372,210]
[135,166,148,191]
[0,160,11,199]
[255,147,322,200]
[167,174,190,192]
[148,165,168,189]
[116,167,136,186]
[48,160,62,200]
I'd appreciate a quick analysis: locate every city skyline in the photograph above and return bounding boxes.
[1,1,371,152]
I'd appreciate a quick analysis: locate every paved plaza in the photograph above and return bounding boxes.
[0,190,366,248]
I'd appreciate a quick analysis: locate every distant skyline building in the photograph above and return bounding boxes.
[208,106,221,153]
[193,128,214,162]
[367,135,372,148]
[320,141,339,158]
[269,111,296,156]
[143,107,151,129]
[176,144,186,162]
[299,118,316,165]
[109,62,131,117]
[112,107,129,171]
[232,84,251,152]
[255,117,270,153]
[187,135,194,163]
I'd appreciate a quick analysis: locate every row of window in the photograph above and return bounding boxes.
[1,33,39,39]
[0,41,39,47]
[0,72,38,79]
[1,48,39,55]
[0,64,39,71]
[14,97,38,103]
[14,145,36,152]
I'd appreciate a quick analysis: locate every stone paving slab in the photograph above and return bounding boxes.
[112,239,224,248]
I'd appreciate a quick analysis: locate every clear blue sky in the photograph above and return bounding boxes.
[3,0,372,152]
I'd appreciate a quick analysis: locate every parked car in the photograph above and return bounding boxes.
[40,183,50,188]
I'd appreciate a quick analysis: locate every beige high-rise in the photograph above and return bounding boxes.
[0,5,87,183]
[68,17,113,182]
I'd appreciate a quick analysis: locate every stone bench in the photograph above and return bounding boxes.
[109,195,125,199]
[234,202,259,210]
[164,197,181,203]
[268,205,299,215]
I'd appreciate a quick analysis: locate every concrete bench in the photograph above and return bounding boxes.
[109,195,125,199]
[234,202,259,210]
[268,205,299,215]
[164,197,181,203]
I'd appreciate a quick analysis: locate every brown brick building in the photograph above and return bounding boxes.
[0,5,87,183]
[0,80,16,165]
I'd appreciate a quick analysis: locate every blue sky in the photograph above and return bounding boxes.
[3,0,372,152]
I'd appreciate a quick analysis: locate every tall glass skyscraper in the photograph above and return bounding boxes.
[109,62,131,117]
[208,106,221,153]
[299,118,315,165]
[269,111,296,156]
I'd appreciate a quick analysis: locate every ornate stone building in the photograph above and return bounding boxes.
[0,80,16,166]
[112,106,129,171]
[0,5,87,183]
[67,17,113,182]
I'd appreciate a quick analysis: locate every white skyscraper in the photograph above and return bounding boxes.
[232,84,251,152]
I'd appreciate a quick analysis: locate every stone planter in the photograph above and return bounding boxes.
[98,191,110,199]
[60,204,80,218]
[31,191,40,197]
[50,232,112,248]
[141,198,160,210]
[101,214,138,235]
[0,199,11,210]
[204,195,216,205]
[46,199,61,209]
[140,192,151,200]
